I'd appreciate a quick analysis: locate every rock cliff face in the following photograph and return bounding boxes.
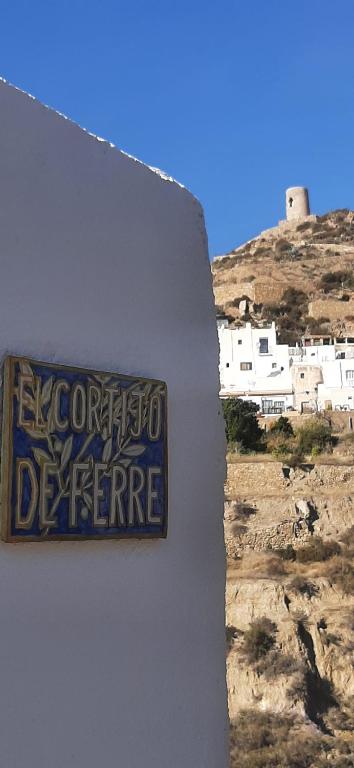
[213,209,354,342]
[225,458,354,766]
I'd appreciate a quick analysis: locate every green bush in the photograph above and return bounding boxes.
[296,418,333,455]
[242,617,277,663]
[222,399,264,451]
[265,432,293,458]
[269,416,294,437]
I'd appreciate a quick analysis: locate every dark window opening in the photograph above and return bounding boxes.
[259,337,269,354]
[262,399,284,415]
[289,197,293,207]
[240,362,252,371]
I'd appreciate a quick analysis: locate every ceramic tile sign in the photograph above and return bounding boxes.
[0,356,168,542]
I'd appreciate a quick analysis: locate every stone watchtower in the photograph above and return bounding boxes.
[286,186,310,221]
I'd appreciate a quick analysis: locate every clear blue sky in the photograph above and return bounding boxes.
[1,0,354,256]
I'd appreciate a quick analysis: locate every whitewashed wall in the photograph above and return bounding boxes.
[218,323,293,405]
[0,79,228,768]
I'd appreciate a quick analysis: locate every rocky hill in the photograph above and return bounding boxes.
[225,456,354,768]
[216,207,354,766]
[212,209,354,343]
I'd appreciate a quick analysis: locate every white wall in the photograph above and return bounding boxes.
[218,323,293,403]
[0,79,228,768]
[318,385,354,410]
[318,359,354,410]
[299,346,336,364]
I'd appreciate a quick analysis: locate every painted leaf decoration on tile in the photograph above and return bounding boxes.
[83,492,92,510]
[61,435,73,468]
[41,376,54,406]
[123,444,146,457]
[19,360,33,378]
[102,437,112,463]
[33,448,51,466]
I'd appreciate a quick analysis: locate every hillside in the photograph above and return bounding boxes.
[225,456,354,768]
[212,209,354,343]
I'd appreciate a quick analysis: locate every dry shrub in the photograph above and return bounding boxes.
[226,625,239,653]
[237,551,286,578]
[296,537,341,564]
[230,711,326,768]
[275,544,297,562]
[324,697,354,733]
[231,523,248,537]
[241,617,277,663]
[255,649,304,680]
[296,419,333,455]
[212,255,232,270]
[340,525,354,553]
[287,671,308,701]
[324,556,354,595]
[265,431,293,458]
[232,500,257,520]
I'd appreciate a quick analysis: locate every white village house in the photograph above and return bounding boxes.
[218,320,354,414]
[218,321,294,413]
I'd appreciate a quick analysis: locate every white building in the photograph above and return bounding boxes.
[218,322,294,414]
[318,358,354,410]
[290,336,354,411]
[289,344,336,365]
[218,320,354,414]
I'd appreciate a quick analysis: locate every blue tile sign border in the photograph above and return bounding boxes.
[0,357,168,542]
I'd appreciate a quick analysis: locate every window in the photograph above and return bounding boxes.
[272,363,277,369]
[300,373,305,379]
[238,339,242,345]
[226,363,230,368]
[262,399,284,415]
[240,362,252,371]
[259,338,269,354]
[346,370,354,386]
[288,197,293,208]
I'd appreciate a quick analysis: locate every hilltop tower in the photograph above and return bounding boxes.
[286,186,310,221]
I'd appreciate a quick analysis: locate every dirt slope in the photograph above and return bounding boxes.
[225,457,354,767]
